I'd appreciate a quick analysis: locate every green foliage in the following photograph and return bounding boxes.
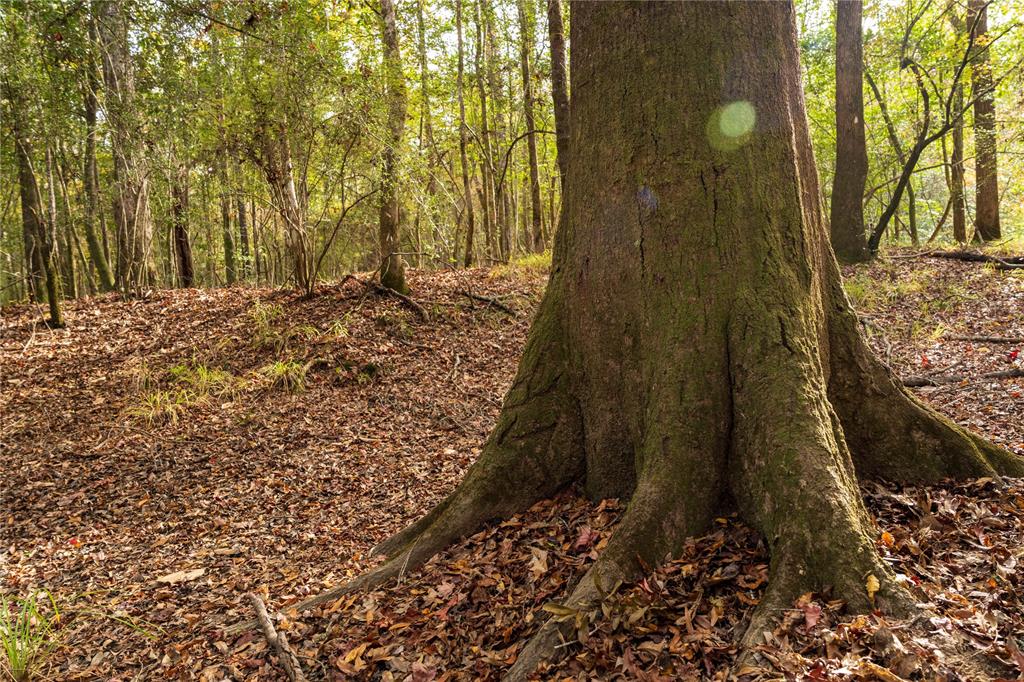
[168,363,235,395]
[126,389,194,425]
[0,590,60,682]
[489,251,553,280]
[258,360,308,393]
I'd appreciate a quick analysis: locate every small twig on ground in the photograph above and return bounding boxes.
[247,593,307,682]
[903,367,1024,387]
[944,335,1024,344]
[457,289,517,316]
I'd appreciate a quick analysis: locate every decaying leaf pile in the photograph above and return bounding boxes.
[1,255,1022,680]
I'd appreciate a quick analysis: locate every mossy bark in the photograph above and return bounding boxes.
[333,2,1022,678]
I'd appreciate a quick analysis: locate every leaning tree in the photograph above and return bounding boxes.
[277,2,1023,677]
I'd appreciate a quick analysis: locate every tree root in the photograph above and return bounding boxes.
[504,468,719,681]
[826,272,1024,481]
[247,593,308,682]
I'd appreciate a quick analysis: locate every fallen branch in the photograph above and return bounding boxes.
[457,290,517,316]
[944,335,1024,344]
[342,274,430,321]
[247,593,307,682]
[925,250,1024,269]
[903,367,1024,387]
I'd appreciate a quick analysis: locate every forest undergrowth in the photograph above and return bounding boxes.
[1,254,1022,680]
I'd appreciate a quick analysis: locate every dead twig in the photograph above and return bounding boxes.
[457,289,517,316]
[925,250,1024,269]
[903,367,1024,387]
[944,335,1024,344]
[247,593,307,682]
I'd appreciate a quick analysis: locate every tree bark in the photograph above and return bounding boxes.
[47,146,76,299]
[474,0,496,261]
[968,0,1000,241]
[237,185,250,279]
[219,156,237,285]
[10,93,45,304]
[379,0,409,292]
[282,4,1024,679]
[255,119,312,293]
[7,77,62,326]
[171,161,194,288]
[546,0,570,189]
[517,0,544,252]
[455,0,476,268]
[96,0,155,293]
[950,83,967,242]
[80,8,116,292]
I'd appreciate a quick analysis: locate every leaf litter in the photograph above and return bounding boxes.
[1,256,1022,680]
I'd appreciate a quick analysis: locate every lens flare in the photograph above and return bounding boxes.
[707,101,756,151]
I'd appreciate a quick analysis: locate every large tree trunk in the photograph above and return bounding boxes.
[546,0,570,188]
[379,0,409,292]
[517,0,544,252]
[291,3,1023,678]
[968,0,1000,242]
[97,0,155,293]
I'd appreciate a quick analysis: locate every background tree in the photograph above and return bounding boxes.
[546,0,569,187]
[379,0,409,292]
[96,0,155,292]
[968,0,1000,241]
[830,0,870,262]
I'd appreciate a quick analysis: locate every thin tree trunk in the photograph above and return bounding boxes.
[53,149,78,299]
[968,0,1000,241]
[474,0,496,261]
[379,0,409,291]
[484,0,509,260]
[237,185,250,279]
[171,161,194,288]
[518,0,544,252]
[456,0,476,267]
[81,7,116,292]
[13,113,45,303]
[951,83,967,242]
[97,0,154,292]
[219,156,236,284]
[546,0,570,189]
[415,0,433,268]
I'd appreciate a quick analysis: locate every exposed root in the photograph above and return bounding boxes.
[728,300,916,664]
[825,276,1024,481]
[504,467,720,680]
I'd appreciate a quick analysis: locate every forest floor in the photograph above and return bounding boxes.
[1,253,1023,681]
